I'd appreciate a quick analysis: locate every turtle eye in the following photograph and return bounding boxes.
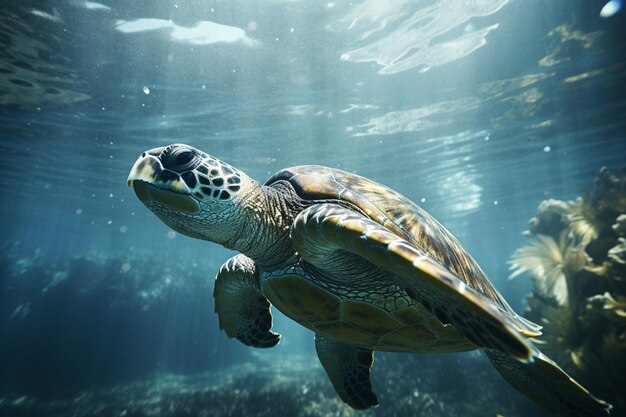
[174,150,194,166]
[164,148,197,171]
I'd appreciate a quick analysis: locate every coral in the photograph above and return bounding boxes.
[568,195,601,246]
[612,214,626,236]
[526,198,573,238]
[510,167,626,416]
[509,231,588,305]
[602,292,626,318]
[525,196,601,246]
[605,238,626,279]
[593,167,626,213]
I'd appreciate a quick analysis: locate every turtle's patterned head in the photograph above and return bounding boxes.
[128,144,253,243]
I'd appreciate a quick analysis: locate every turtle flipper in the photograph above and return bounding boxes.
[214,255,281,348]
[291,203,536,362]
[486,349,611,417]
[315,334,379,410]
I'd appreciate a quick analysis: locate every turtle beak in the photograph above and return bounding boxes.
[127,151,200,214]
[127,147,171,188]
[127,155,157,189]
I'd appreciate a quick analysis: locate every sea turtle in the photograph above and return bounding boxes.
[128,144,610,416]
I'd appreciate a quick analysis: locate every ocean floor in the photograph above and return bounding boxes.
[0,353,548,417]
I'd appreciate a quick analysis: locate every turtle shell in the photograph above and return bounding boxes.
[265,165,540,337]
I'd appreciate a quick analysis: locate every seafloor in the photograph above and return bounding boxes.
[0,354,546,417]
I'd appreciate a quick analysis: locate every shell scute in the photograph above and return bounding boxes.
[263,277,340,322]
[313,322,379,346]
[392,306,424,324]
[380,326,434,349]
[342,300,400,334]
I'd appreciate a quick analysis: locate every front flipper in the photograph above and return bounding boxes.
[214,255,280,348]
[315,334,378,410]
[486,349,611,417]
[292,204,536,362]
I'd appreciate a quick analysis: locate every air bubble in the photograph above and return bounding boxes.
[600,0,622,17]
[143,86,150,94]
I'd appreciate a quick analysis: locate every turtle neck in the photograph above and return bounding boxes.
[229,180,305,271]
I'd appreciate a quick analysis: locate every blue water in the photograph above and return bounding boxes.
[0,1,625,416]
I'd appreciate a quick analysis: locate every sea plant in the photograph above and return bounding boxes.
[509,167,626,415]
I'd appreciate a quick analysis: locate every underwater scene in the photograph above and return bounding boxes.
[1,0,626,416]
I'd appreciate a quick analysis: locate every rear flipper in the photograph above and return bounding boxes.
[486,349,611,417]
[214,255,280,348]
[315,334,379,410]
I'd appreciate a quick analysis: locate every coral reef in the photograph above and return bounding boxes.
[509,167,626,415]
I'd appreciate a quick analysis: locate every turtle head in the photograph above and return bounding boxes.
[128,144,253,244]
